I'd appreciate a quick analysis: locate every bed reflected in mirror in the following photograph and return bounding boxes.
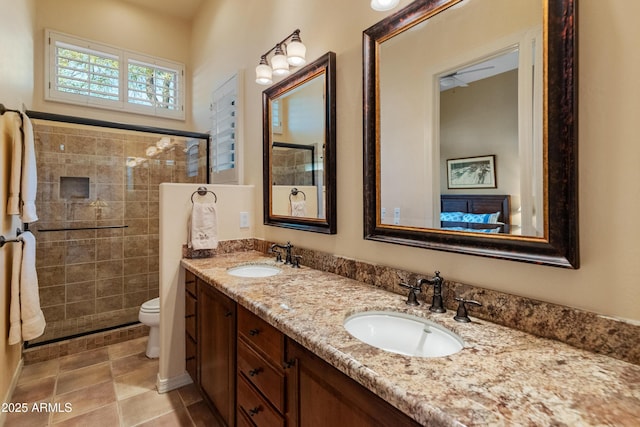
[363,0,578,268]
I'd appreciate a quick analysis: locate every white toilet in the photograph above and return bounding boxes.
[138,297,160,358]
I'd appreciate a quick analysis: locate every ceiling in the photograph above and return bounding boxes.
[120,0,205,20]
[440,49,519,91]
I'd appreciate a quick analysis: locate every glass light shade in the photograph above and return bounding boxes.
[156,137,171,150]
[255,62,273,85]
[271,45,290,76]
[287,36,306,66]
[370,0,399,11]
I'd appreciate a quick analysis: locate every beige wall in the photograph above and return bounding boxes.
[158,184,255,388]
[191,0,640,323]
[0,0,36,410]
[33,0,193,130]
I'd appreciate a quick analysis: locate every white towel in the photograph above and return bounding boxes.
[20,113,38,223]
[189,202,218,250]
[290,200,307,217]
[8,237,23,345]
[2,112,38,223]
[3,112,22,216]
[8,231,46,344]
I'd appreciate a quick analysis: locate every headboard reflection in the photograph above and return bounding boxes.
[440,194,510,233]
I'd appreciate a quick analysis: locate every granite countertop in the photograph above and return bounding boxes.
[182,251,640,426]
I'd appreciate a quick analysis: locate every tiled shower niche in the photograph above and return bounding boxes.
[30,121,208,345]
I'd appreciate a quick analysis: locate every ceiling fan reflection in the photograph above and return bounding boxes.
[440,65,494,89]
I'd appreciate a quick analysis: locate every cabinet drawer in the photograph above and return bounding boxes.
[238,340,285,413]
[186,335,196,360]
[185,270,196,296]
[185,313,197,340]
[185,293,196,317]
[186,357,197,382]
[237,375,284,427]
[236,407,254,427]
[238,307,284,364]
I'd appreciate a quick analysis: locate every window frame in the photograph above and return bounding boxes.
[45,29,185,120]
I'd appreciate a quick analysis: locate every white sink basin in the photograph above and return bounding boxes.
[344,311,464,357]
[227,264,282,278]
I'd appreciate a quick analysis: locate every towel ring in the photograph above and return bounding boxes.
[191,186,217,203]
[0,228,23,248]
[289,187,306,202]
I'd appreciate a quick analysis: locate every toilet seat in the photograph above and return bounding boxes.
[140,297,160,313]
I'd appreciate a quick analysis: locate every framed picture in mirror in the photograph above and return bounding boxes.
[447,155,496,189]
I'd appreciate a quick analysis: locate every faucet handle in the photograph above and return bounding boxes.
[399,282,420,306]
[292,255,302,268]
[271,248,283,262]
[454,297,482,323]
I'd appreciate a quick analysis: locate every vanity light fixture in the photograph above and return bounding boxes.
[255,29,307,85]
[370,0,400,11]
[271,44,290,76]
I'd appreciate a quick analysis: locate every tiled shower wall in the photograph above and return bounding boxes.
[29,121,207,345]
[272,147,314,185]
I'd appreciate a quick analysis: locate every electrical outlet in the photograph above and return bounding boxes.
[393,207,400,225]
[381,207,386,220]
[240,212,249,228]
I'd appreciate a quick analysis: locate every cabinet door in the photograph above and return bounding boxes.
[287,339,421,427]
[198,279,236,426]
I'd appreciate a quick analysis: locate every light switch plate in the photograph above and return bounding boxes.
[240,212,249,228]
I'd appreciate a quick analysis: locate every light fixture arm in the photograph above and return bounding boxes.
[255,29,306,85]
[260,29,301,59]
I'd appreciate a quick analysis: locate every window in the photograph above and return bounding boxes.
[271,99,283,134]
[210,72,243,184]
[46,30,185,120]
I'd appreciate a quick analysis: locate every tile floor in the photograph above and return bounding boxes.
[5,337,221,426]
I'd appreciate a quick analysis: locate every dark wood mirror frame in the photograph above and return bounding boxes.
[363,0,578,268]
[263,51,337,234]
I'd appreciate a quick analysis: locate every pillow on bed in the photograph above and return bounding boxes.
[461,212,501,224]
[440,211,465,222]
[441,226,501,233]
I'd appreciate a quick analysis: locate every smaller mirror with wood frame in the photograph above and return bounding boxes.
[263,52,337,234]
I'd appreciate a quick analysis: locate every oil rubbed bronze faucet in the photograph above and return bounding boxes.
[423,271,445,313]
[269,241,294,265]
[400,271,445,312]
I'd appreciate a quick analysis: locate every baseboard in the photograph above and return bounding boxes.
[0,357,24,426]
[156,371,193,393]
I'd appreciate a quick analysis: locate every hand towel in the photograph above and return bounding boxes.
[8,237,23,345]
[8,231,46,344]
[2,112,38,223]
[20,113,38,223]
[2,112,22,216]
[290,200,307,217]
[189,201,218,250]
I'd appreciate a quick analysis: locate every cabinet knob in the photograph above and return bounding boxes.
[224,311,233,317]
[248,368,261,377]
[249,328,260,336]
[248,406,261,417]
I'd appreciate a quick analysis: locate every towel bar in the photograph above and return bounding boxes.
[191,186,217,203]
[37,225,128,233]
[0,228,23,247]
[289,187,307,201]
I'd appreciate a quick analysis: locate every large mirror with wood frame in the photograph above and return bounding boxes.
[264,52,336,233]
[363,0,578,268]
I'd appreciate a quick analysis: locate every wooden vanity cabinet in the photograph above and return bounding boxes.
[185,269,237,427]
[236,305,286,426]
[286,339,421,427]
[185,267,422,426]
[184,270,198,382]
